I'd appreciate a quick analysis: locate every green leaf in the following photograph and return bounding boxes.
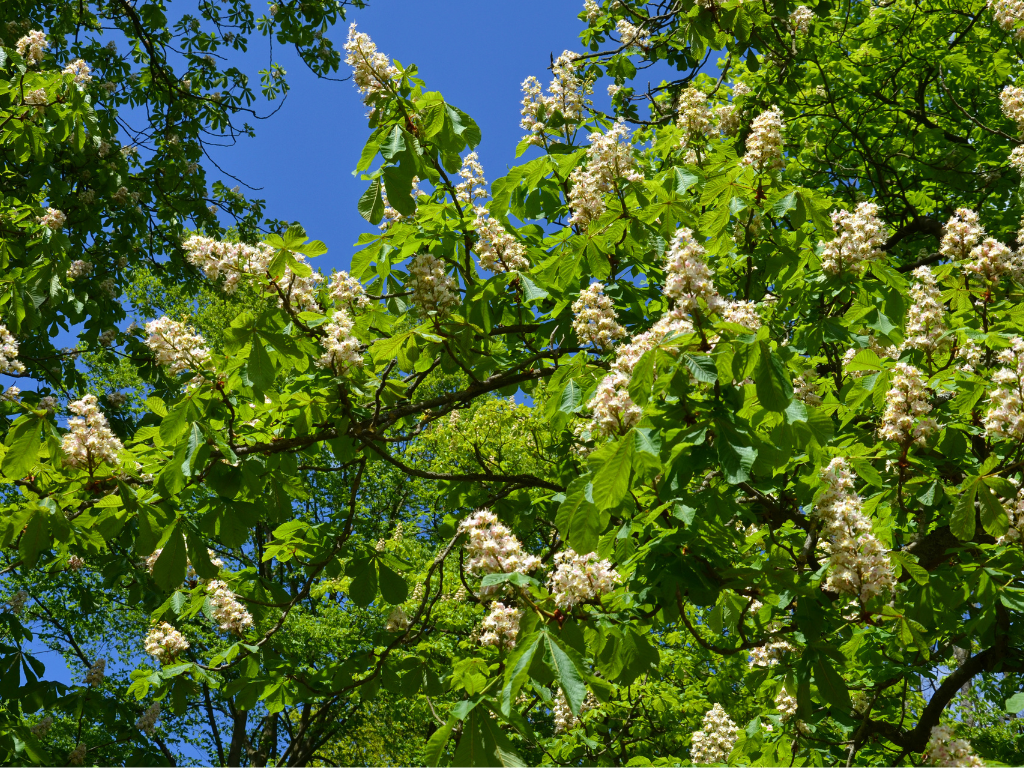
[358,179,385,225]
[1007,692,1024,714]
[715,420,757,484]
[951,481,978,541]
[674,168,699,194]
[423,716,457,766]
[377,563,409,604]
[520,275,548,302]
[186,533,220,580]
[682,354,718,383]
[558,380,583,413]
[246,340,275,391]
[754,342,792,411]
[348,562,378,607]
[152,528,187,591]
[977,482,1009,538]
[555,476,603,554]
[590,435,634,511]
[541,629,588,716]
[812,654,851,711]
[891,551,929,584]
[2,416,41,479]
[18,509,49,568]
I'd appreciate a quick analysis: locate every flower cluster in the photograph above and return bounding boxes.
[23,88,47,107]
[584,0,602,23]
[144,622,190,663]
[547,549,620,609]
[207,580,254,634]
[68,555,85,571]
[385,606,410,632]
[677,87,715,147]
[572,283,626,350]
[37,208,66,230]
[136,702,161,738]
[690,703,739,766]
[723,300,762,331]
[84,658,105,687]
[616,19,650,46]
[793,374,823,407]
[343,24,399,104]
[459,509,542,577]
[68,743,87,766]
[62,59,92,85]
[317,310,362,374]
[998,488,1024,544]
[61,394,123,469]
[820,202,887,275]
[474,208,530,272]
[983,337,1024,440]
[879,363,937,444]
[0,324,25,375]
[409,252,461,317]
[183,235,323,311]
[1011,145,1024,174]
[790,5,815,32]
[145,317,212,378]
[741,106,785,172]
[1002,85,1024,131]
[568,120,644,228]
[479,602,521,647]
[8,590,28,615]
[455,153,488,208]
[663,228,727,314]
[902,267,948,355]
[328,270,370,309]
[29,715,53,739]
[66,260,93,281]
[967,237,1013,284]
[922,725,985,767]
[749,640,796,667]
[16,30,47,64]
[993,0,1024,39]
[520,51,592,145]
[775,689,798,721]
[553,689,597,733]
[815,458,896,602]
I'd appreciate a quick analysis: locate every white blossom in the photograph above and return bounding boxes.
[553,689,597,732]
[136,702,161,738]
[922,725,985,767]
[37,208,66,230]
[328,270,370,309]
[207,580,253,634]
[814,458,896,602]
[409,252,460,317]
[8,590,28,615]
[775,689,798,721]
[901,267,948,355]
[741,106,785,172]
[479,602,521,647]
[790,5,815,32]
[144,622,190,663]
[145,317,212,378]
[793,374,823,407]
[690,703,739,766]
[343,24,399,103]
[67,743,87,766]
[455,152,487,207]
[1002,85,1024,131]
[459,508,541,579]
[568,120,644,228]
[29,715,53,739]
[547,549,620,610]
[663,228,727,314]
[474,207,530,272]
[62,59,92,85]
[67,555,85,571]
[66,260,93,281]
[677,87,715,147]
[1010,146,1024,174]
[23,88,47,106]
[520,51,592,146]
[84,658,105,687]
[983,337,1024,441]
[572,283,626,350]
[749,640,796,667]
[880,363,936,444]
[0,325,25,375]
[967,237,1013,284]
[16,30,47,64]
[722,300,761,331]
[584,0,602,23]
[616,19,651,47]
[820,202,887,275]
[317,310,362,374]
[61,394,123,469]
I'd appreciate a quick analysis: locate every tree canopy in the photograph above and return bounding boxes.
[1,0,1024,765]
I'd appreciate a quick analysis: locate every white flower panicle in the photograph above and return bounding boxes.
[568,120,644,228]
[9,590,28,615]
[572,283,626,350]
[553,689,597,733]
[61,394,123,469]
[16,30,48,64]
[922,725,985,767]
[480,602,521,647]
[547,549,620,609]
[677,87,715,147]
[66,260,93,280]
[880,363,937,444]
[1011,145,1024,174]
[993,0,1024,38]
[343,24,399,103]
[983,337,1024,440]
[84,658,105,687]
[68,743,87,766]
[0,325,25,375]
[939,208,983,260]
[790,5,815,32]
[62,59,92,85]
[38,208,66,230]
[998,488,1024,544]
[723,300,762,331]
[663,228,727,314]
[815,458,896,602]
[317,311,362,374]
[616,19,651,47]
[207,580,254,634]
[967,237,1013,284]
[68,555,85,571]
[29,715,53,739]
[741,106,785,172]
[520,51,592,145]
[145,622,190,663]
[820,202,887,274]
[474,208,530,272]
[775,689,798,721]
[957,336,983,374]
[455,152,488,207]
[690,703,739,766]
[385,606,410,632]
[409,252,461,317]
[328,271,370,309]
[715,104,743,137]
[1001,85,1024,131]
[145,317,212,377]
[136,702,161,738]
[584,0,602,23]
[902,267,948,355]
[793,374,823,406]
[748,640,796,667]
[459,509,541,578]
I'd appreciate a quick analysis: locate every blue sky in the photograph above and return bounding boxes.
[208,0,594,275]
